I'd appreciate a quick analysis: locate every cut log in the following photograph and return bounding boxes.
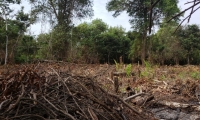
[124,93,144,101]
[157,100,200,112]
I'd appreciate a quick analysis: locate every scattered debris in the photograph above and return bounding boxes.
[0,64,155,120]
[1,63,200,120]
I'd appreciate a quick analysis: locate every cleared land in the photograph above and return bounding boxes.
[1,62,200,120]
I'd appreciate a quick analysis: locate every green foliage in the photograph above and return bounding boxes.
[178,24,200,64]
[191,50,200,64]
[107,0,180,31]
[71,19,131,63]
[114,59,132,76]
[0,1,37,64]
[29,0,93,28]
[2,0,200,66]
[36,26,72,61]
[125,64,132,77]
[0,18,29,64]
[128,31,142,61]
[114,59,119,71]
[15,7,34,32]
[96,26,131,63]
[36,33,51,60]
[71,19,108,63]
[178,72,186,80]
[113,59,124,72]
[178,69,200,80]
[190,71,200,80]
[144,60,151,69]
[161,75,166,81]
[150,22,187,65]
[22,0,94,63]
[15,35,38,63]
[107,0,180,65]
[140,61,154,79]
[0,0,21,16]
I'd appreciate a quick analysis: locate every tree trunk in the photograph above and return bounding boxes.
[9,34,23,64]
[187,55,190,65]
[187,52,190,64]
[148,37,153,63]
[141,7,148,66]
[107,53,110,64]
[175,58,179,65]
[161,60,164,65]
[5,15,8,65]
[114,76,119,93]
[141,32,147,66]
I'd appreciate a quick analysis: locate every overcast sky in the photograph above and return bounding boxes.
[84,0,200,32]
[12,0,200,35]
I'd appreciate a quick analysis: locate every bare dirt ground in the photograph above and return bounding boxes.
[1,62,200,120]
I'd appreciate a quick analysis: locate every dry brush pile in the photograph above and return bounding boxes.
[0,65,155,120]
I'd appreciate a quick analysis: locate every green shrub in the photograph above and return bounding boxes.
[125,64,132,77]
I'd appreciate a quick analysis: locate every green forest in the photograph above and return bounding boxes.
[1,0,200,65]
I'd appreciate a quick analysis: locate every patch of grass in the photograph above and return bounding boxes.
[190,71,200,79]
[160,75,166,81]
[140,70,149,77]
[120,87,126,93]
[125,64,132,77]
[140,61,154,79]
[134,87,140,93]
[178,71,187,80]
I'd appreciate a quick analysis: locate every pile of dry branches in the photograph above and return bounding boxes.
[0,65,154,120]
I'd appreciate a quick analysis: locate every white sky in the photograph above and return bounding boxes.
[85,0,200,32]
[8,0,200,35]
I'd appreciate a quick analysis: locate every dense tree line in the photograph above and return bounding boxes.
[0,0,200,65]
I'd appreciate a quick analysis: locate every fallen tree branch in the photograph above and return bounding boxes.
[123,92,145,101]
[6,84,24,112]
[0,65,154,120]
[107,92,142,115]
[42,96,76,120]
[156,100,200,112]
[10,114,46,120]
[21,98,57,118]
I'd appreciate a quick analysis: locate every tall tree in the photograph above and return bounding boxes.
[106,0,180,65]
[15,35,38,63]
[29,0,93,61]
[72,19,108,63]
[0,0,21,64]
[29,0,93,28]
[9,7,34,63]
[151,22,186,65]
[95,26,131,63]
[178,24,200,64]
[127,31,143,62]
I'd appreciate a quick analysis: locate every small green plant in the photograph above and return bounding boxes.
[114,59,119,71]
[144,60,151,70]
[161,75,166,81]
[140,60,154,79]
[190,71,200,79]
[178,72,186,79]
[114,59,123,72]
[120,87,126,93]
[140,70,149,77]
[125,64,132,77]
[135,87,140,93]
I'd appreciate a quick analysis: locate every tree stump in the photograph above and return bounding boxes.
[114,76,119,93]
